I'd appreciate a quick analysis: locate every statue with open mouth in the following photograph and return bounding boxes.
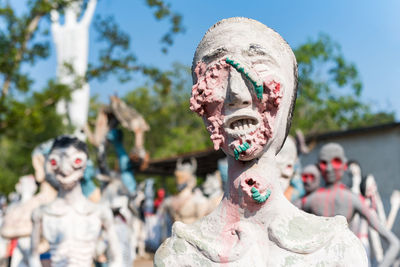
[155,17,367,266]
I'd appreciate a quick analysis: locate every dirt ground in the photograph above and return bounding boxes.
[134,258,153,267]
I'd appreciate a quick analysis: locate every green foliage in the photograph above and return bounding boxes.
[0,81,70,193]
[291,34,395,134]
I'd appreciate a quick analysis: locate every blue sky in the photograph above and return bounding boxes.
[13,0,400,119]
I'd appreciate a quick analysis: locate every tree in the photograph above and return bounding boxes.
[291,34,395,135]
[0,0,184,194]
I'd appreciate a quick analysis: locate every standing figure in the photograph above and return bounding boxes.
[51,0,97,138]
[155,17,367,266]
[275,136,297,192]
[301,143,400,267]
[348,160,384,265]
[1,176,37,267]
[162,158,208,225]
[29,136,122,267]
[202,171,224,215]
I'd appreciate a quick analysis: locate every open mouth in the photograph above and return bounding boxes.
[225,116,259,135]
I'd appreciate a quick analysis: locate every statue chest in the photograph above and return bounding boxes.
[42,209,102,245]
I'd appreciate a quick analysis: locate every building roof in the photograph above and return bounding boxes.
[306,122,400,142]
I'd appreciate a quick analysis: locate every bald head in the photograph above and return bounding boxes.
[318,143,347,185]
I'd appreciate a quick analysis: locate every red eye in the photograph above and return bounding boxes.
[319,161,327,171]
[302,174,315,183]
[331,158,342,169]
[50,159,57,166]
[75,158,82,165]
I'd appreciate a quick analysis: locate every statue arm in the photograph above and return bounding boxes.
[353,194,400,267]
[100,206,123,267]
[29,208,43,267]
[80,0,97,26]
[107,129,136,193]
[50,10,60,30]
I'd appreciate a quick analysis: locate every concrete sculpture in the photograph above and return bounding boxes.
[1,175,37,267]
[276,136,297,191]
[202,171,224,215]
[29,136,122,267]
[348,161,384,264]
[51,0,97,138]
[301,143,400,267]
[155,17,367,266]
[300,164,321,195]
[162,158,208,225]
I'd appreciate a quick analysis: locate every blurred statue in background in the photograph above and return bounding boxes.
[276,136,297,191]
[1,176,37,267]
[301,143,399,267]
[301,165,320,196]
[51,0,97,138]
[275,135,305,201]
[1,139,57,267]
[29,136,122,267]
[155,17,367,266]
[202,171,223,215]
[295,164,321,210]
[162,158,208,225]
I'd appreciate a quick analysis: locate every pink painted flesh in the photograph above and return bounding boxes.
[190,59,283,159]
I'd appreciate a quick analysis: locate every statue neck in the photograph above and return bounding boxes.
[221,150,288,223]
[58,182,85,205]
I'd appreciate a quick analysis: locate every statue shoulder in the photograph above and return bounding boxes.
[268,210,367,264]
[154,228,212,267]
[155,219,221,267]
[269,210,347,253]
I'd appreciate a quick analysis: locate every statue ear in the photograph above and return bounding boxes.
[343,163,348,171]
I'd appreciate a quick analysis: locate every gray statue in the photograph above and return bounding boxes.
[301,143,400,267]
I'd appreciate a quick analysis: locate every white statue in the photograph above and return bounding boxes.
[51,0,97,138]
[29,136,122,267]
[162,158,208,225]
[275,135,297,192]
[155,17,367,266]
[202,171,224,215]
[387,190,400,230]
[1,175,37,267]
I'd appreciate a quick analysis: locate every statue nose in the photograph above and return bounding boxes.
[226,70,252,108]
[59,159,73,175]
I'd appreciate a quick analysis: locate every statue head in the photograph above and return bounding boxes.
[348,160,362,193]
[46,135,88,190]
[65,0,83,24]
[15,175,37,201]
[190,17,298,161]
[175,158,197,192]
[301,165,321,194]
[360,174,378,199]
[203,171,223,197]
[275,136,297,190]
[318,143,347,185]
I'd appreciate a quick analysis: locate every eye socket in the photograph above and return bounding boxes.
[302,174,315,183]
[50,159,57,167]
[331,158,343,169]
[72,156,85,168]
